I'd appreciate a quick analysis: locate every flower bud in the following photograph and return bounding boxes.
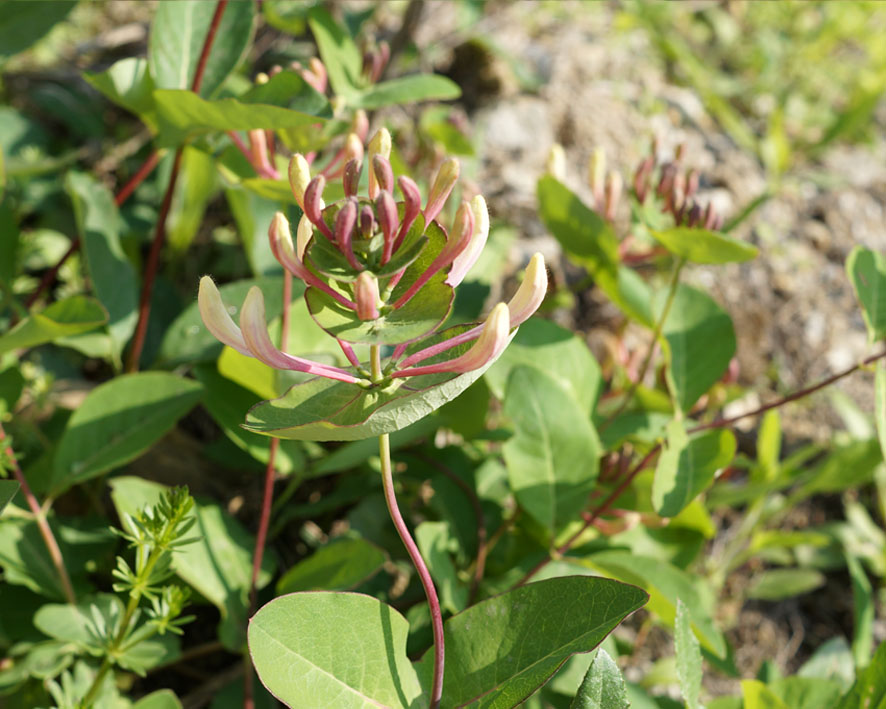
[343,158,361,198]
[424,158,459,224]
[394,175,422,250]
[345,132,364,164]
[360,205,375,239]
[447,195,489,287]
[288,153,311,210]
[352,109,369,142]
[506,253,547,326]
[377,190,399,265]
[296,214,312,260]
[198,276,251,356]
[335,198,362,271]
[372,155,394,195]
[604,171,622,222]
[589,147,606,210]
[304,175,334,240]
[354,272,380,321]
[368,128,392,199]
[686,169,699,199]
[546,144,566,180]
[633,156,654,204]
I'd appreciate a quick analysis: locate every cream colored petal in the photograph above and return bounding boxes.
[198,276,252,356]
[506,253,547,326]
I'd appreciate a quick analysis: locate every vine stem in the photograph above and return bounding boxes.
[244,270,291,709]
[126,0,229,373]
[515,347,886,588]
[0,422,75,604]
[372,347,444,708]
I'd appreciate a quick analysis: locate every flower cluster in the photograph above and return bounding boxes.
[199,129,547,389]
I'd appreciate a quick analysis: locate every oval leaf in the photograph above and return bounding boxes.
[652,227,758,264]
[0,296,107,355]
[249,592,424,708]
[847,246,886,342]
[52,373,203,494]
[570,649,629,709]
[276,538,385,595]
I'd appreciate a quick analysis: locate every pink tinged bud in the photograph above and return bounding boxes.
[633,156,654,204]
[657,162,676,199]
[686,169,699,199]
[338,339,362,368]
[375,42,390,82]
[352,110,369,142]
[393,175,422,251]
[239,286,360,383]
[198,277,252,357]
[343,158,361,198]
[354,272,381,321]
[368,128,392,200]
[392,302,510,378]
[360,205,375,239]
[296,215,312,260]
[335,199,362,271]
[377,191,399,265]
[447,195,489,287]
[345,133,364,164]
[506,253,547,327]
[589,147,606,210]
[289,154,311,210]
[392,201,474,309]
[372,155,394,195]
[424,158,459,225]
[604,172,622,222]
[304,176,334,240]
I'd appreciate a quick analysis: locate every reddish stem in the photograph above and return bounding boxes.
[115,149,161,207]
[125,0,229,372]
[0,422,75,604]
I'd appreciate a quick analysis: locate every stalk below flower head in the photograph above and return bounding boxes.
[198,131,547,388]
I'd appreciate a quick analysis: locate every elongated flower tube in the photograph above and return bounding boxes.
[335,198,362,271]
[343,158,361,198]
[368,128,391,200]
[304,176,334,240]
[392,303,510,378]
[289,153,311,210]
[377,190,399,265]
[198,278,360,384]
[372,155,394,196]
[354,272,381,321]
[446,195,489,287]
[393,175,421,252]
[424,158,459,225]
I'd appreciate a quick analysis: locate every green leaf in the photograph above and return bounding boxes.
[0,203,19,284]
[109,476,274,651]
[877,361,886,465]
[659,284,736,412]
[276,537,386,595]
[537,175,652,326]
[155,276,285,368]
[675,599,703,709]
[65,171,138,363]
[240,70,331,117]
[51,373,203,494]
[585,551,726,657]
[153,90,326,147]
[83,57,157,129]
[167,146,217,252]
[0,1,76,63]
[148,0,254,97]
[502,366,600,535]
[486,317,602,415]
[133,690,183,709]
[355,74,461,109]
[653,425,736,518]
[767,677,843,709]
[570,649,629,709]
[742,680,789,709]
[244,325,512,441]
[0,296,107,356]
[652,227,758,264]
[34,593,122,653]
[416,521,468,614]
[416,575,647,708]
[0,480,19,514]
[836,640,886,709]
[845,552,874,668]
[307,7,362,97]
[249,592,424,708]
[746,568,826,601]
[847,246,886,342]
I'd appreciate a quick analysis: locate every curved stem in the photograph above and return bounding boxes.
[376,392,443,707]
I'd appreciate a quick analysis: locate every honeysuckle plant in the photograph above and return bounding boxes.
[198,131,558,707]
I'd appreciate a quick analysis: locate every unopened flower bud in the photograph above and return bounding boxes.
[352,110,369,141]
[343,158,361,198]
[589,147,606,210]
[395,175,422,250]
[304,175,333,240]
[354,272,380,321]
[377,191,399,265]
[447,195,489,287]
[372,155,394,195]
[546,144,566,180]
[425,158,459,224]
[345,133,364,164]
[604,172,622,222]
[360,205,375,239]
[507,253,547,326]
[198,276,251,356]
[657,162,676,199]
[288,153,311,210]
[633,156,654,204]
[296,214,312,260]
[368,128,392,199]
[335,198,361,271]
[686,169,699,199]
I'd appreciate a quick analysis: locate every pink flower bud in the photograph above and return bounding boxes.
[354,272,380,321]
[335,198,362,271]
[377,190,399,265]
[368,128,392,200]
[198,276,251,357]
[304,175,334,240]
[506,253,547,326]
[288,154,311,210]
[345,133,364,164]
[352,109,369,142]
[372,154,394,195]
[424,158,459,225]
[446,195,488,287]
[343,158,361,198]
[360,205,375,239]
[394,175,421,251]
